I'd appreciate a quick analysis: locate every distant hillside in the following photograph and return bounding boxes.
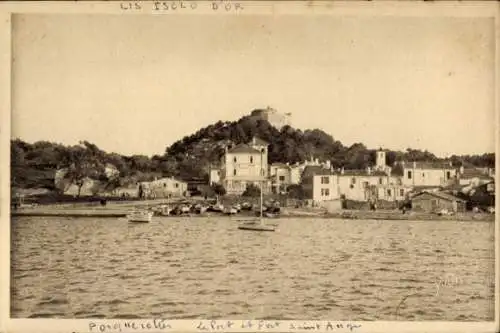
[163,113,495,175]
[10,111,496,191]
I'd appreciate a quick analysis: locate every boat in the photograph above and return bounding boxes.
[224,206,238,215]
[238,223,276,232]
[127,210,153,223]
[237,152,277,232]
[209,203,224,212]
[180,205,191,214]
[152,204,171,216]
[158,204,172,216]
[194,204,208,214]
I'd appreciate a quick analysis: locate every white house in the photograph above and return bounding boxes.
[288,157,330,185]
[399,161,457,187]
[269,163,292,194]
[139,177,187,199]
[209,167,221,185]
[457,166,494,186]
[219,136,270,195]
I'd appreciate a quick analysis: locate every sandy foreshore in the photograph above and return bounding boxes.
[10,201,495,222]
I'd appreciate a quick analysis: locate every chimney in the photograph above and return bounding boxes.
[413,161,417,169]
[341,167,345,175]
[366,166,371,175]
[459,165,464,175]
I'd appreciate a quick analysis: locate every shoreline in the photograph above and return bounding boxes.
[11,207,495,222]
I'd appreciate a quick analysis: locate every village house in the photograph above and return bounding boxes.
[269,157,332,195]
[269,162,292,194]
[337,149,411,202]
[288,158,331,184]
[411,191,466,213]
[218,136,270,195]
[456,166,494,186]
[337,168,409,202]
[466,180,495,211]
[301,165,337,203]
[138,177,187,199]
[398,161,457,187]
[209,166,221,185]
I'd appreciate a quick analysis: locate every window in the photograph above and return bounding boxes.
[321,176,330,184]
[279,176,285,181]
[351,177,356,184]
[175,183,179,188]
[379,178,383,185]
[250,156,253,164]
[321,188,330,196]
[363,181,369,189]
[422,173,425,178]
[400,189,405,197]
[163,183,167,187]
[407,171,412,179]
[446,171,451,180]
[387,189,392,196]
[233,169,237,176]
[260,169,265,176]
[233,157,237,163]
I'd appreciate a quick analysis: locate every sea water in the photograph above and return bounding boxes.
[10,216,495,320]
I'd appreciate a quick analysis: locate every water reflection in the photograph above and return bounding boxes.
[10,216,495,320]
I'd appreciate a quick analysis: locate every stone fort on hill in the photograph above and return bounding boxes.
[249,107,291,130]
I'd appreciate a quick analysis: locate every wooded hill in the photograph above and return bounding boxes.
[11,112,495,191]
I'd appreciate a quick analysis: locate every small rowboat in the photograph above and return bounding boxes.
[238,220,276,232]
[224,206,238,215]
[127,210,153,223]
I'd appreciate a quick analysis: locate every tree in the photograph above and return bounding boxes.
[287,184,306,200]
[211,183,226,197]
[11,142,25,167]
[242,183,260,197]
[62,145,105,197]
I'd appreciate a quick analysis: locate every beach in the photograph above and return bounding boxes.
[10,199,495,222]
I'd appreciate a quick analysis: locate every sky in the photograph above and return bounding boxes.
[11,13,496,158]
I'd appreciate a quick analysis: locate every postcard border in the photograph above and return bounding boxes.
[1,1,499,333]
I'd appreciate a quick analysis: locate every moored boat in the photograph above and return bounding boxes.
[237,150,277,232]
[224,206,238,215]
[127,210,153,223]
[238,223,276,232]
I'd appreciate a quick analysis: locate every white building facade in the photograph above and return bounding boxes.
[219,137,270,195]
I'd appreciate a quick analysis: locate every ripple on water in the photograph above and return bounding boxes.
[10,216,495,320]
